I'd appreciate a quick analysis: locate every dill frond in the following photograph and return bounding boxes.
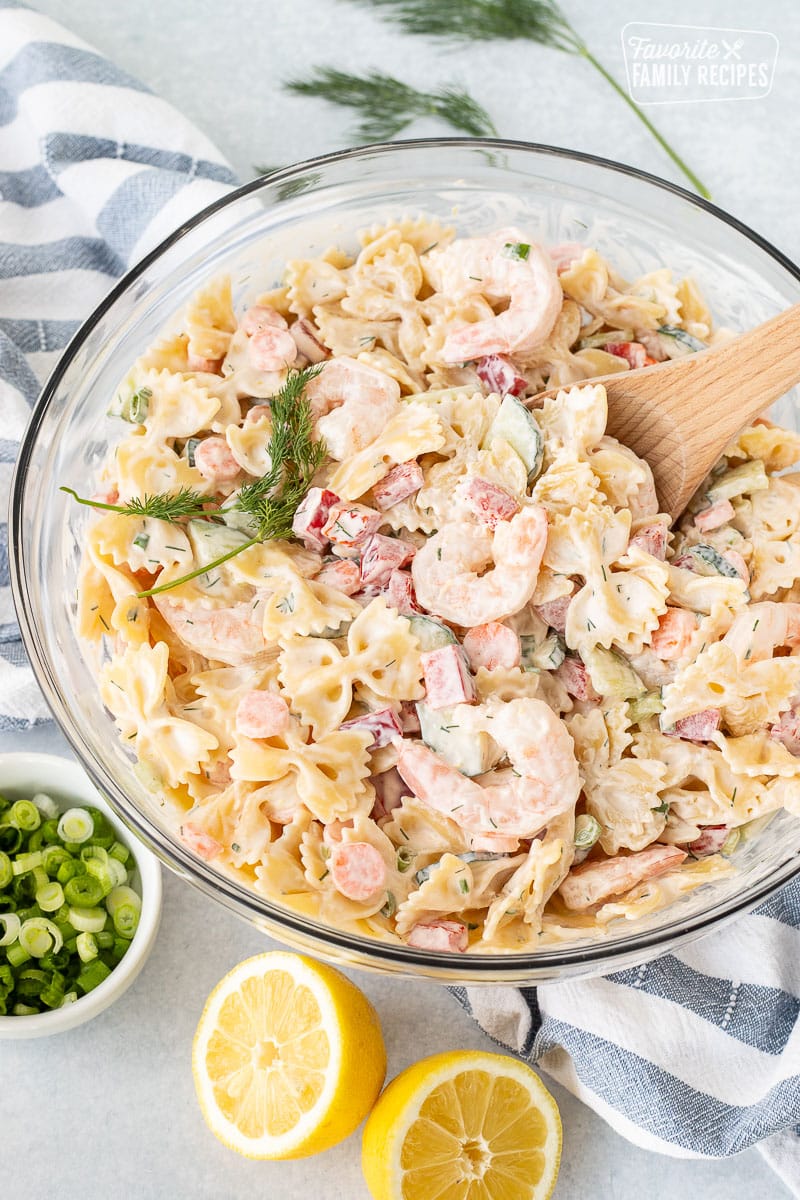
[286,69,497,142]
[345,0,710,197]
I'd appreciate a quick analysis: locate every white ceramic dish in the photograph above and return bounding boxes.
[0,753,162,1039]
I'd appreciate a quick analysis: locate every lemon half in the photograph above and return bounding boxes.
[192,951,386,1159]
[362,1050,562,1200]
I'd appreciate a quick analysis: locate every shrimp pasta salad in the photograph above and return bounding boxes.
[72,218,800,954]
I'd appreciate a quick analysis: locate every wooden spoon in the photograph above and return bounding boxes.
[532,303,800,516]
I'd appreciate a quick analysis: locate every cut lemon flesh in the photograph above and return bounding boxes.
[362,1051,562,1200]
[192,951,386,1159]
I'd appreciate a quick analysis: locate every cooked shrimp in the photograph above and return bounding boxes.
[235,691,291,739]
[426,229,562,362]
[411,505,548,625]
[558,844,687,911]
[722,602,800,664]
[154,596,268,666]
[395,697,580,839]
[304,356,400,460]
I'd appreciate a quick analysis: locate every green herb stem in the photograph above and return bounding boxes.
[135,537,259,599]
[577,47,711,200]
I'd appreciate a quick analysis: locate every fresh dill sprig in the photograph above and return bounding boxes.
[346,0,710,198]
[134,364,327,598]
[285,69,497,142]
[60,484,210,522]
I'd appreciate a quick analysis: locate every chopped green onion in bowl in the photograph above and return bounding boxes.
[0,791,143,1017]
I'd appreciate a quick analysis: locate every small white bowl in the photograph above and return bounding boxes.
[0,752,162,1039]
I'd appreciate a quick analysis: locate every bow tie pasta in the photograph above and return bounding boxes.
[70,217,800,955]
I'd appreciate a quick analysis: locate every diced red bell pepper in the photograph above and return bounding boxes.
[385,569,422,615]
[315,558,362,596]
[666,708,721,742]
[604,341,657,369]
[360,533,416,586]
[459,477,520,529]
[291,487,341,550]
[555,655,599,702]
[534,593,573,635]
[476,355,527,397]
[695,499,735,533]
[340,707,403,749]
[421,644,477,709]
[370,766,412,823]
[770,707,800,756]
[322,502,383,548]
[372,461,424,510]
[629,522,668,561]
[687,825,730,857]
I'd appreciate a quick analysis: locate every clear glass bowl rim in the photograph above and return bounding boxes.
[11,136,800,981]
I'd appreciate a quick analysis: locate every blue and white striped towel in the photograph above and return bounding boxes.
[1,5,799,1193]
[0,0,236,727]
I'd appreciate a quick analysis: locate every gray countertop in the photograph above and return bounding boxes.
[5,1,800,1196]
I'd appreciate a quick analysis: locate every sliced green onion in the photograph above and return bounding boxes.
[32,792,60,820]
[19,917,63,957]
[0,851,12,888]
[61,991,78,1006]
[9,800,41,832]
[111,938,130,963]
[57,808,94,844]
[112,903,140,939]
[40,818,61,844]
[57,858,85,885]
[106,885,142,918]
[0,825,23,854]
[27,829,45,852]
[574,814,602,850]
[0,912,21,945]
[106,858,128,887]
[396,847,415,873]
[379,892,396,918]
[68,906,107,934]
[12,1003,39,1016]
[76,959,111,993]
[109,841,130,865]
[17,968,48,998]
[32,867,49,893]
[76,932,99,963]
[85,860,115,896]
[80,845,109,865]
[12,850,43,876]
[40,970,66,1009]
[64,874,105,908]
[6,942,31,968]
[35,880,64,913]
[42,845,70,876]
[95,931,115,949]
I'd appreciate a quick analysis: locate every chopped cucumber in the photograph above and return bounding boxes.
[657,325,707,357]
[416,703,496,778]
[679,544,741,579]
[186,520,251,570]
[185,437,201,468]
[705,460,768,504]
[108,380,152,424]
[574,813,602,850]
[583,646,646,700]
[483,394,544,482]
[578,328,634,350]
[520,632,565,672]
[627,691,664,724]
[408,615,457,653]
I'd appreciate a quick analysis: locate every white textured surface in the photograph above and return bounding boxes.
[5,1,799,1196]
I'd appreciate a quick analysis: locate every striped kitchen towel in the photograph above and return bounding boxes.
[0,0,237,727]
[455,878,800,1193]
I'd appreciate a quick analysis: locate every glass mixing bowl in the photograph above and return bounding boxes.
[11,140,800,983]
